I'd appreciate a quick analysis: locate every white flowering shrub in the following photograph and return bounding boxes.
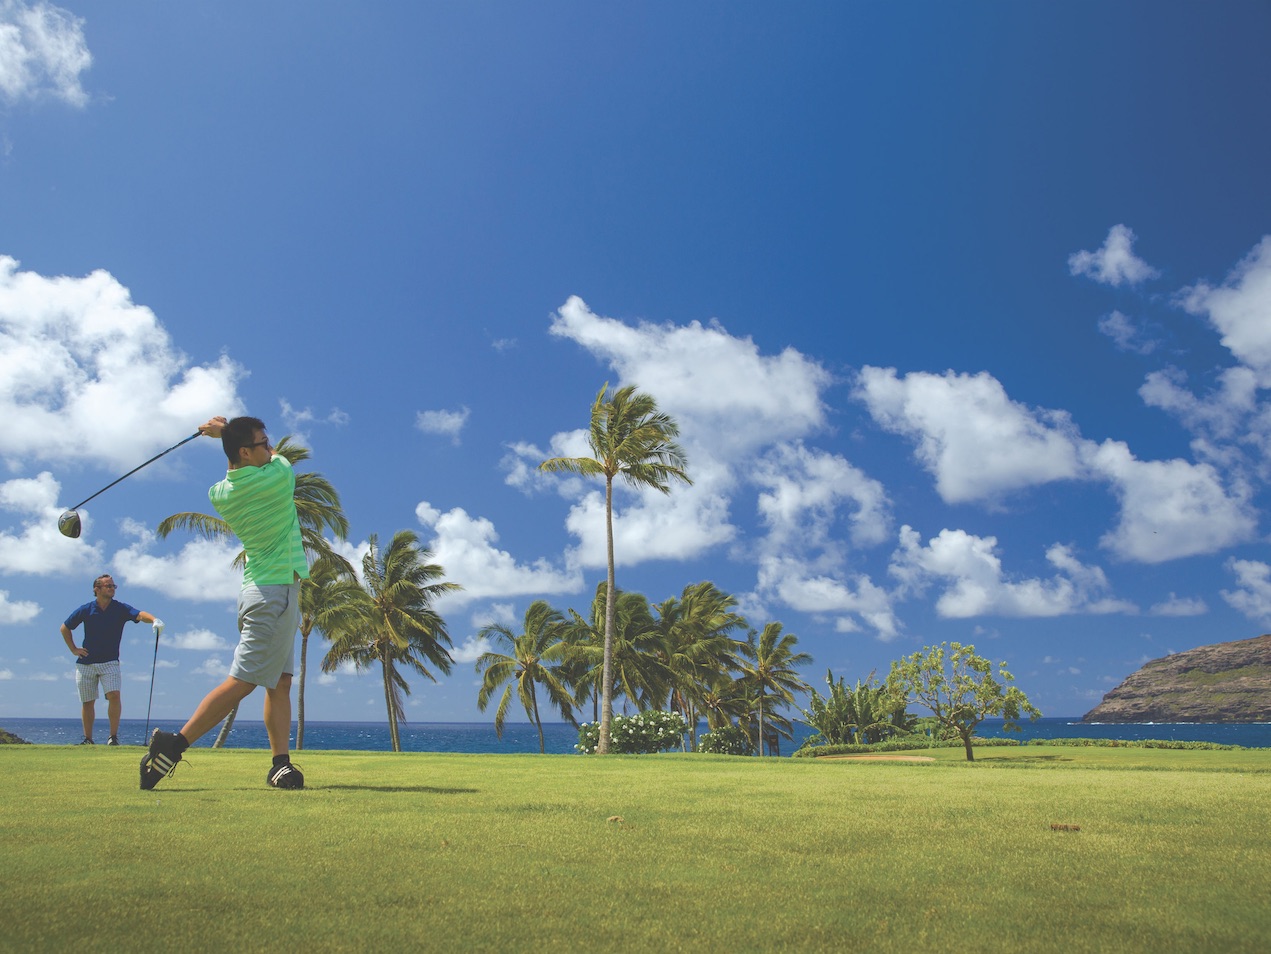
[698,724,754,755]
[575,710,689,754]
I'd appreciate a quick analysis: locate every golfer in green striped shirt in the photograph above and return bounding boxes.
[140,415,310,790]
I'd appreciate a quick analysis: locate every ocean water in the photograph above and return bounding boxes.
[4,716,1271,752]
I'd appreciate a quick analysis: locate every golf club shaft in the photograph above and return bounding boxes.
[144,628,160,742]
[69,432,202,511]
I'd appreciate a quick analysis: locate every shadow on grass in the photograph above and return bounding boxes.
[316,784,480,794]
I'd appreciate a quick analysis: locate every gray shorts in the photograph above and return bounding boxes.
[229,582,300,689]
[76,661,122,703]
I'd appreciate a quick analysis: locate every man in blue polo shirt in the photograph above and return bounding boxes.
[61,574,164,745]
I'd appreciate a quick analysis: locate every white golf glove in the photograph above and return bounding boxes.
[152,618,165,637]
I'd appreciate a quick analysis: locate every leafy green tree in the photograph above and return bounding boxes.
[736,622,811,756]
[156,436,351,748]
[654,581,747,749]
[476,600,578,753]
[885,642,1041,761]
[799,670,915,748]
[320,531,459,752]
[540,383,691,754]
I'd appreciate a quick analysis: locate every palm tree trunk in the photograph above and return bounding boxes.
[297,631,308,750]
[598,476,617,755]
[531,685,544,754]
[212,702,238,748]
[757,691,765,757]
[381,652,400,752]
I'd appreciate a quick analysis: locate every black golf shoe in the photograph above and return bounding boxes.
[139,729,184,790]
[267,761,304,789]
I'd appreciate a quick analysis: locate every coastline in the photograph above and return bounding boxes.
[5,716,1271,751]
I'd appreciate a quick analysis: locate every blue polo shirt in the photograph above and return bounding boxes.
[64,600,142,665]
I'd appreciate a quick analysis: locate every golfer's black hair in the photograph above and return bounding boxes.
[221,416,268,463]
[93,573,114,590]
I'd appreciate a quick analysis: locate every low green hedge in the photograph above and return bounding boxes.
[793,736,1247,757]
[792,737,1021,758]
[1020,738,1245,751]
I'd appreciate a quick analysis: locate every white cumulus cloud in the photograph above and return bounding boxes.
[162,628,231,651]
[1221,559,1271,624]
[1148,593,1208,617]
[890,526,1136,618]
[1098,310,1158,355]
[1180,236,1271,386]
[0,0,91,108]
[0,471,102,576]
[1068,224,1160,287]
[414,501,583,608]
[416,406,470,445]
[854,366,1084,504]
[1083,440,1257,563]
[111,536,243,602]
[753,441,891,550]
[0,588,39,623]
[0,257,245,472]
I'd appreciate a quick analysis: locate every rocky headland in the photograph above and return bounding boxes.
[1083,634,1271,723]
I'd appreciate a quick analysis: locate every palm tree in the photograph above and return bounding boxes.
[540,383,691,754]
[475,600,577,752]
[654,582,748,749]
[564,584,667,722]
[608,590,669,715]
[156,436,351,747]
[736,622,812,756]
[320,531,459,752]
[699,674,752,733]
[295,553,364,748]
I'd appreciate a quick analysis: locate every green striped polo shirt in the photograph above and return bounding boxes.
[208,454,310,586]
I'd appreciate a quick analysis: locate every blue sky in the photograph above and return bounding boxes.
[2,1,1270,728]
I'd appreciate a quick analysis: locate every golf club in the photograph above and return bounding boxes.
[58,431,202,538]
[144,625,161,743]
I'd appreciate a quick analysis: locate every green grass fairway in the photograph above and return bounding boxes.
[3,745,1269,952]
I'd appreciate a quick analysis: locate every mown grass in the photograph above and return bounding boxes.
[1,744,1269,953]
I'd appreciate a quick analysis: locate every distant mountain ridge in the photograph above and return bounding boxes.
[1083,634,1271,723]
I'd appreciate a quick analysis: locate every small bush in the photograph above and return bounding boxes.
[698,724,754,756]
[576,711,689,754]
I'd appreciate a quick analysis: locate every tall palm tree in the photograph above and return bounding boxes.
[654,582,748,749]
[540,383,691,754]
[475,600,577,753]
[156,436,351,747]
[736,622,812,757]
[320,531,459,752]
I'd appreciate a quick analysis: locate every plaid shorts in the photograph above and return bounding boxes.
[76,660,122,703]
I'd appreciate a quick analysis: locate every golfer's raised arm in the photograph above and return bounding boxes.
[199,416,227,439]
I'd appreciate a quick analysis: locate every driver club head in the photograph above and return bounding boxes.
[58,510,82,539]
